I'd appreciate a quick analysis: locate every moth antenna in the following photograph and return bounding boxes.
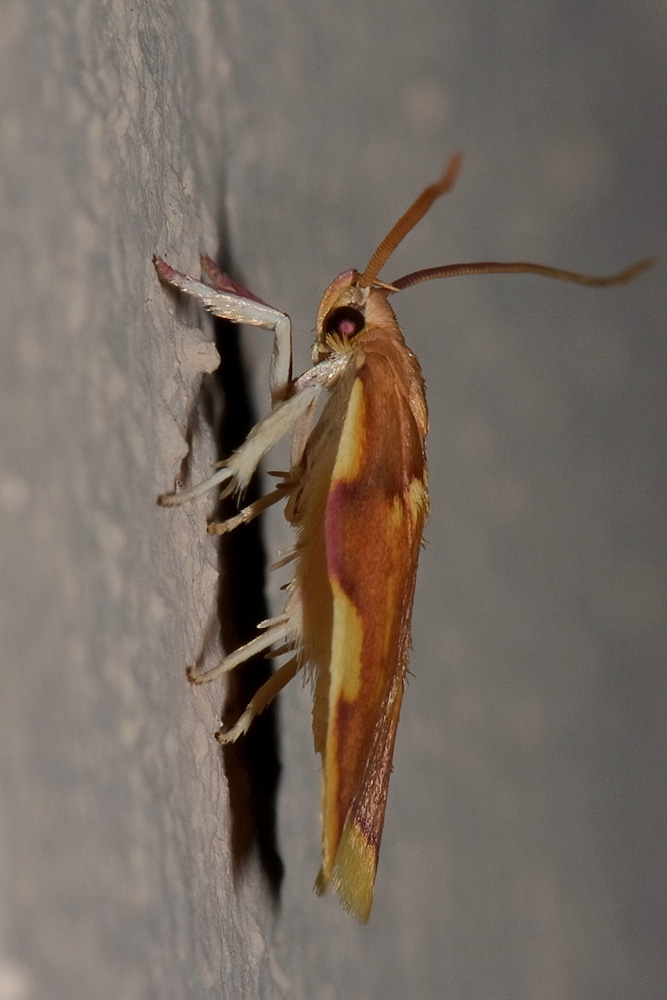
[390,256,655,292]
[358,153,463,288]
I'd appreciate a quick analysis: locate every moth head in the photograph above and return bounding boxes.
[313,155,463,364]
[314,270,369,362]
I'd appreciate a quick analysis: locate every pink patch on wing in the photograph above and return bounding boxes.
[324,481,350,588]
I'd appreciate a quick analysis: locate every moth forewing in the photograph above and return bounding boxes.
[286,284,430,921]
[155,154,650,922]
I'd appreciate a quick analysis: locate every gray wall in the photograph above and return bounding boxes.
[1,1,665,998]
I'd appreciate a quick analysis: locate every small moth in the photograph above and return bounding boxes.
[155,155,650,922]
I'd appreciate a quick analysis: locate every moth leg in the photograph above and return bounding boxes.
[267,546,298,571]
[206,484,290,535]
[187,616,292,685]
[158,465,234,508]
[288,353,351,465]
[158,384,320,506]
[154,255,292,402]
[215,656,299,744]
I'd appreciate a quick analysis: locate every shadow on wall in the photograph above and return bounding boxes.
[198,238,285,907]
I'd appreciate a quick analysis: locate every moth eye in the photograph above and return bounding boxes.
[324,305,365,339]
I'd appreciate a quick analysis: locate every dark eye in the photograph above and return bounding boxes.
[324,305,365,339]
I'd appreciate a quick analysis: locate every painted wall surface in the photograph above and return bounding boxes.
[1,1,665,998]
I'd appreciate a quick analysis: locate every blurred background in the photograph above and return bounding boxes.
[1,1,665,998]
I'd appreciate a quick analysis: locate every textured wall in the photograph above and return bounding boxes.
[1,1,665,998]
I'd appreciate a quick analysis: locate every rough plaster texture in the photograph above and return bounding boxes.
[1,0,665,998]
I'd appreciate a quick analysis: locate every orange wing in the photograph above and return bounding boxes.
[314,338,428,921]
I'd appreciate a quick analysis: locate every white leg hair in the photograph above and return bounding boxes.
[157,384,321,506]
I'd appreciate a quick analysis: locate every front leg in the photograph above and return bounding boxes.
[157,383,322,507]
[154,255,292,403]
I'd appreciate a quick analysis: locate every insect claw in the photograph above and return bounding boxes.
[206,519,234,536]
[157,491,179,507]
[215,718,249,744]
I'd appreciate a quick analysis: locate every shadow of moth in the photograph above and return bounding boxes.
[155,154,651,922]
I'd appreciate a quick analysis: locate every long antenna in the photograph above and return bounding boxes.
[358,153,463,288]
[390,257,655,292]
[358,154,653,294]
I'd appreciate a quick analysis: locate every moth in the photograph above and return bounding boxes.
[155,154,650,922]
